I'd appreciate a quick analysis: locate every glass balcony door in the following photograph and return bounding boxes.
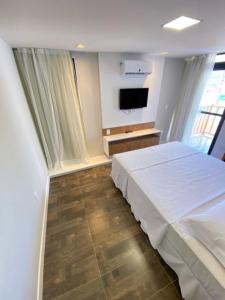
[189,55,225,153]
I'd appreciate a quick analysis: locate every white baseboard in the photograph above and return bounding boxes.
[37,176,50,300]
[49,155,111,178]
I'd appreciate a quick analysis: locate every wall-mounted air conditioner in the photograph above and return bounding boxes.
[120,60,152,75]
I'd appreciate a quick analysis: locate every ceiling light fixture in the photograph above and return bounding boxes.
[76,43,85,49]
[163,16,201,31]
[160,51,169,55]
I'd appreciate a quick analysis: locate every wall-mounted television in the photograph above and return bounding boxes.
[119,88,149,110]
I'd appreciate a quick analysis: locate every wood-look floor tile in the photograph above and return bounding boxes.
[45,232,94,266]
[44,253,100,300]
[88,207,142,245]
[102,253,170,299]
[96,233,155,275]
[48,205,85,223]
[150,283,182,300]
[44,164,182,300]
[45,223,93,259]
[80,180,115,197]
[51,278,106,300]
[49,192,84,213]
[49,178,67,196]
[83,193,128,217]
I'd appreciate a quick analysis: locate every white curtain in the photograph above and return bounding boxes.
[168,54,216,143]
[14,48,88,170]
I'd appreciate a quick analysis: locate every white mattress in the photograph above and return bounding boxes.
[111,141,199,197]
[111,142,225,300]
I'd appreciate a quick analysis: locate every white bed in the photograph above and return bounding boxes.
[111,142,225,300]
[111,141,199,197]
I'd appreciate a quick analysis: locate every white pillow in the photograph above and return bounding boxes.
[183,200,225,268]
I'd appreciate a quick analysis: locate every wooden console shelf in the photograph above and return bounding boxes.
[103,128,161,156]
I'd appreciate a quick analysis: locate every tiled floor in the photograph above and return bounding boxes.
[43,165,182,300]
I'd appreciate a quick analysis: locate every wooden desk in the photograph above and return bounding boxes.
[103,128,161,156]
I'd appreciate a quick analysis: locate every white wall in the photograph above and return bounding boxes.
[73,52,103,156]
[98,53,165,129]
[156,58,185,142]
[0,38,48,300]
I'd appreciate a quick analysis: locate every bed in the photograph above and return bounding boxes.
[111,142,225,300]
[111,141,199,197]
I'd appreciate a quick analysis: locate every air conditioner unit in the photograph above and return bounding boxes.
[121,60,152,75]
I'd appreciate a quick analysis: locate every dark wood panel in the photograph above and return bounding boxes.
[109,134,160,155]
[102,122,155,136]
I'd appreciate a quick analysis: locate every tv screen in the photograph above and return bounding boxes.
[119,88,149,110]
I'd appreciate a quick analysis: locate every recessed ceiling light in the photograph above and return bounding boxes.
[163,16,201,31]
[160,51,169,55]
[76,43,85,49]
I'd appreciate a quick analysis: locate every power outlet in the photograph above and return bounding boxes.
[106,129,111,135]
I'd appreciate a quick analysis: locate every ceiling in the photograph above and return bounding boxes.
[0,0,225,57]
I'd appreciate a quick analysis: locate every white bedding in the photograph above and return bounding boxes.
[111,141,199,197]
[158,221,225,300]
[111,142,225,300]
[127,153,225,247]
[183,200,225,268]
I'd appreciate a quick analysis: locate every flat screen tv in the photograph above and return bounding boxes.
[119,88,149,110]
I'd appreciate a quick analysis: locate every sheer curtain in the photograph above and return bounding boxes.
[168,54,216,143]
[14,48,88,170]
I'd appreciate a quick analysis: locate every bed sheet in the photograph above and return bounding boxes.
[127,153,225,247]
[111,141,199,197]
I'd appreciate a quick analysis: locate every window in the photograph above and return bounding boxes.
[189,54,225,153]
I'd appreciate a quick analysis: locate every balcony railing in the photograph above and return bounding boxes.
[190,105,224,153]
[193,105,224,136]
